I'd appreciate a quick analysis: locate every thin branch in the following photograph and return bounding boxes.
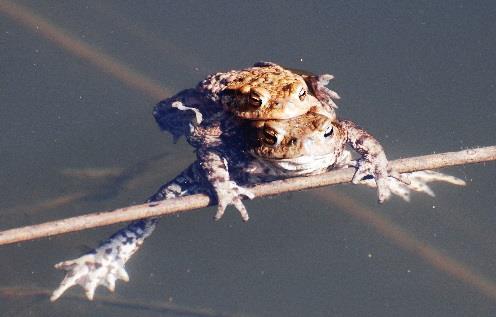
[0,146,495,246]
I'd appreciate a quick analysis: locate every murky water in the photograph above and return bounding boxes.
[1,1,496,316]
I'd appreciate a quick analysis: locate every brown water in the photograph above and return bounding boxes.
[1,1,496,316]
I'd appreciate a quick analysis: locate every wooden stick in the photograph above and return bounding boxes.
[0,146,495,246]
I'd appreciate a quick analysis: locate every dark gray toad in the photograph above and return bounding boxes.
[50,62,464,301]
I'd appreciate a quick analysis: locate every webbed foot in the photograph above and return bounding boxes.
[213,181,255,222]
[51,218,156,301]
[51,253,128,301]
[359,170,465,201]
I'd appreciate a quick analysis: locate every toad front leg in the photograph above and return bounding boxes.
[51,164,203,301]
[155,95,254,221]
[340,120,409,202]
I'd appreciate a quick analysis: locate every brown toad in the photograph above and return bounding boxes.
[204,61,339,120]
[245,113,408,202]
[247,112,347,175]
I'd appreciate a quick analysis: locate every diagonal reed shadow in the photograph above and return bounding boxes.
[314,188,496,301]
[0,0,169,100]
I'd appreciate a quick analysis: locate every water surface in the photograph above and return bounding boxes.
[1,1,496,316]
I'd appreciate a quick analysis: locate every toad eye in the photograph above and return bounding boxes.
[249,93,262,107]
[324,125,333,138]
[249,87,269,108]
[262,128,278,145]
[298,88,307,101]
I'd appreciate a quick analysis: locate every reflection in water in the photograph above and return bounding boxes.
[91,1,211,75]
[0,0,169,100]
[314,188,496,302]
[0,286,243,317]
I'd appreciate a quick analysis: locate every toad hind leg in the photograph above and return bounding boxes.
[51,164,201,301]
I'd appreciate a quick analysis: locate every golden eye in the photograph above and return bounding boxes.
[249,87,269,108]
[249,93,263,107]
[324,125,333,138]
[262,128,278,145]
[298,88,307,101]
